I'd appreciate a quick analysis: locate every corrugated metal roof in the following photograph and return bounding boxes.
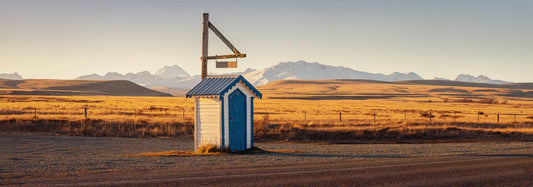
[186,75,262,99]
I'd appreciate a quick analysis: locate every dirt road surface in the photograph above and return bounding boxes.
[1,134,531,186]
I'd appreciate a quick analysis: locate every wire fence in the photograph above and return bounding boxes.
[255,111,533,125]
[2,107,533,125]
[0,107,195,123]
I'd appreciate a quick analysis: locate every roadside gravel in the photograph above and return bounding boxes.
[0,133,531,180]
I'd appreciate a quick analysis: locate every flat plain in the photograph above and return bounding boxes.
[1,79,532,142]
[1,79,532,185]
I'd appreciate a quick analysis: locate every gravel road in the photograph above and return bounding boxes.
[1,133,531,186]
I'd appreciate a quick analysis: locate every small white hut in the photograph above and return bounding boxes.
[186,75,262,151]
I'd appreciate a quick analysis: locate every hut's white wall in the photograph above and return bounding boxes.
[246,96,251,148]
[195,98,222,149]
[223,82,255,149]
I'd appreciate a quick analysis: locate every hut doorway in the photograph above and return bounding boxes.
[229,89,247,151]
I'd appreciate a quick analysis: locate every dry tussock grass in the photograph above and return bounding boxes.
[125,151,197,157]
[124,145,302,157]
[125,151,225,157]
[0,119,193,137]
[1,79,532,142]
[253,121,532,143]
[125,144,227,157]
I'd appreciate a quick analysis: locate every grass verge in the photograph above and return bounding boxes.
[0,119,531,143]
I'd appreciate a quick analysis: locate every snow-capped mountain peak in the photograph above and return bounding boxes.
[72,62,513,94]
[104,72,125,80]
[76,65,191,85]
[155,65,190,79]
[454,74,509,84]
[243,61,423,86]
[0,72,23,80]
[432,77,450,81]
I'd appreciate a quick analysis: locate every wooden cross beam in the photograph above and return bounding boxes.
[201,13,246,80]
[206,54,246,60]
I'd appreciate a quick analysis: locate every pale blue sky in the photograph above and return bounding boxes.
[1,0,532,82]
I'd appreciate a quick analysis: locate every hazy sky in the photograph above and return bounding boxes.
[1,0,532,82]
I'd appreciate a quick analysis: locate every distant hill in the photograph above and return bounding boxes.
[399,80,533,90]
[0,79,172,96]
[259,79,533,100]
[149,86,189,97]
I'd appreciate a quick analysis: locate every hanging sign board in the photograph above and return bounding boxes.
[216,61,237,68]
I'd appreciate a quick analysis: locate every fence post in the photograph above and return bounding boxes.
[84,108,88,119]
[304,111,307,123]
[514,114,517,123]
[266,111,269,124]
[477,111,480,123]
[429,112,432,122]
[497,113,499,123]
[373,113,376,124]
[339,112,342,122]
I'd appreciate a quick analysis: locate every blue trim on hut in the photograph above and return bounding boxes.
[250,97,254,148]
[220,97,225,149]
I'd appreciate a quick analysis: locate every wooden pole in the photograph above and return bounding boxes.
[429,112,432,122]
[339,112,342,122]
[477,111,480,123]
[304,112,307,123]
[373,113,376,124]
[201,13,209,80]
[84,108,88,119]
[497,113,499,123]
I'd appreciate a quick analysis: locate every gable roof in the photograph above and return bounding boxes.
[186,75,262,99]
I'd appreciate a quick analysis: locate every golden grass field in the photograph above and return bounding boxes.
[258,80,533,125]
[1,79,532,142]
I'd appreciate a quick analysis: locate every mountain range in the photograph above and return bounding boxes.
[243,61,423,85]
[75,61,510,88]
[73,61,427,89]
[454,74,508,84]
[2,61,512,92]
[0,73,23,80]
[75,65,190,85]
